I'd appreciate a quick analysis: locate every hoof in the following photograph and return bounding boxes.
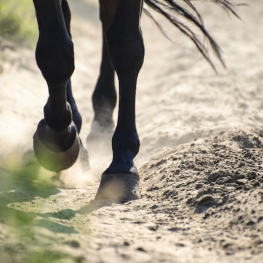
[33,121,80,172]
[95,171,140,202]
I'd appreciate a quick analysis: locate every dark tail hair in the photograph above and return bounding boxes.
[144,0,243,71]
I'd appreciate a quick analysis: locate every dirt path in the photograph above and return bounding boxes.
[1,0,263,262]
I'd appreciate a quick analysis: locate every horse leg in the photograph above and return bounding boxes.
[91,0,116,132]
[95,0,144,201]
[61,0,82,134]
[33,0,80,172]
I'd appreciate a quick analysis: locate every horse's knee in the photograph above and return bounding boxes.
[106,29,144,75]
[105,0,144,75]
[35,38,75,85]
[33,0,74,84]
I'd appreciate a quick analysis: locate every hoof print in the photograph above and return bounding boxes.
[195,195,216,214]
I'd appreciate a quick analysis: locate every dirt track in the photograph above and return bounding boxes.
[1,0,263,262]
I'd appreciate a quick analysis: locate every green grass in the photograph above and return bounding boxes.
[0,154,84,263]
[0,0,37,45]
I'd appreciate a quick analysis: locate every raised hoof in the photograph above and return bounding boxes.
[33,121,80,172]
[94,172,140,202]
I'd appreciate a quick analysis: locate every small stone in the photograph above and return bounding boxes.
[175,243,185,247]
[246,220,255,226]
[236,179,247,185]
[216,176,231,185]
[248,171,257,180]
[147,224,158,231]
[64,240,80,248]
[137,247,146,252]
[195,183,204,189]
[244,184,252,191]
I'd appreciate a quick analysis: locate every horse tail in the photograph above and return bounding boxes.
[143,0,242,71]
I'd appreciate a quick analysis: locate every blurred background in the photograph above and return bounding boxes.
[0,0,37,45]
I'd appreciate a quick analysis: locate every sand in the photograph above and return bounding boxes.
[0,0,263,262]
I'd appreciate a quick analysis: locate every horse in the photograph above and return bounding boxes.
[32,0,239,202]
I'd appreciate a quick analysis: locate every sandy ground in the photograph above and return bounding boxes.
[1,0,263,262]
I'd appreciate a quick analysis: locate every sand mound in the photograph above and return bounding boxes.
[140,130,263,259]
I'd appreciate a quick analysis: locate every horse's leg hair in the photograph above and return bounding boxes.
[32,0,80,172]
[95,0,144,201]
[91,0,116,132]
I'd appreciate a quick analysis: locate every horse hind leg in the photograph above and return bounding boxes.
[90,0,116,133]
[94,0,144,201]
[33,0,80,172]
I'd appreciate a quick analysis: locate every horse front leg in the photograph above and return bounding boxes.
[90,0,116,133]
[33,0,80,172]
[95,0,144,201]
[61,0,82,134]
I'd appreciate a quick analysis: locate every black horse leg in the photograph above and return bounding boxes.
[33,0,80,172]
[61,0,82,134]
[95,0,144,201]
[91,0,116,132]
